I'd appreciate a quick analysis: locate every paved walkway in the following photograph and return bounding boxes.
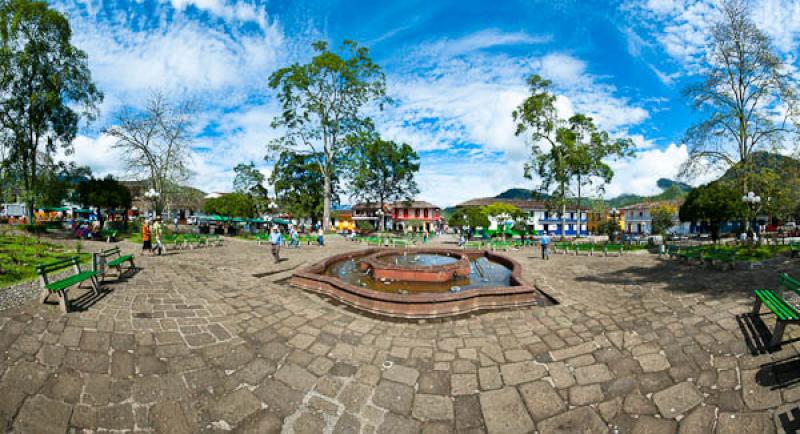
[1,236,799,433]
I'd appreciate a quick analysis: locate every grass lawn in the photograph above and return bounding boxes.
[0,233,90,287]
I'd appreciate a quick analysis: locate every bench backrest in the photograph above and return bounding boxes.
[780,273,800,295]
[36,256,80,276]
[100,246,121,258]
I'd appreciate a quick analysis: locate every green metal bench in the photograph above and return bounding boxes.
[37,256,100,313]
[753,273,800,348]
[790,242,800,258]
[490,240,512,251]
[604,244,624,257]
[206,234,223,247]
[666,244,681,258]
[704,249,735,267]
[391,238,409,248]
[97,246,135,280]
[463,240,483,249]
[553,242,572,254]
[575,243,594,256]
[677,246,704,262]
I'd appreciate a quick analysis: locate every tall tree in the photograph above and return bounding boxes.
[513,75,631,238]
[679,181,745,242]
[269,151,339,223]
[203,193,256,219]
[76,175,132,211]
[0,0,102,222]
[267,40,388,231]
[233,162,270,214]
[106,92,194,215]
[682,0,799,205]
[348,133,419,231]
[567,114,633,236]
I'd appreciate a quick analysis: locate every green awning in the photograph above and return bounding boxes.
[73,209,93,213]
[232,217,246,222]
[249,218,266,223]
[271,218,290,225]
[42,207,69,212]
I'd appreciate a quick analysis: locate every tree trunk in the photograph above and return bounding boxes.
[576,175,581,239]
[561,202,567,241]
[378,197,384,232]
[322,173,331,231]
[26,151,36,225]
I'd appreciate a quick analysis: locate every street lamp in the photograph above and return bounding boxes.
[742,192,761,235]
[376,208,384,232]
[609,208,619,242]
[144,188,160,218]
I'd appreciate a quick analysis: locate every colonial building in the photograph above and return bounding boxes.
[352,203,392,230]
[587,209,625,234]
[620,201,689,235]
[456,198,589,236]
[391,201,441,233]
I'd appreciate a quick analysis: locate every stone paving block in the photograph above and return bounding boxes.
[717,412,775,434]
[373,380,414,415]
[454,395,484,431]
[211,388,263,426]
[294,410,325,434]
[652,381,703,418]
[537,406,607,434]
[382,364,420,386]
[632,415,677,434]
[377,412,421,434]
[450,373,478,395]
[274,363,317,391]
[549,341,597,361]
[500,361,546,385]
[254,379,304,417]
[678,404,716,434]
[13,395,72,434]
[150,400,195,434]
[478,366,503,390]
[419,370,450,395]
[741,369,783,410]
[518,380,566,421]
[569,384,605,406]
[339,381,372,412]
[635,353,671,373]
[333,412,361,434]
[412,394,454,421]
[574,363,613,385]
[478,387,534,434]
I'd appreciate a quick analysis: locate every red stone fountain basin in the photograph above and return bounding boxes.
[290,248,544,319]
[358,250,471,283]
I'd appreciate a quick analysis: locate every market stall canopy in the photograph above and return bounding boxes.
[271,218,290,225]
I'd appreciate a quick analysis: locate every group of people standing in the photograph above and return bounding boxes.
[269,225,325,263]
[140,218,164,256]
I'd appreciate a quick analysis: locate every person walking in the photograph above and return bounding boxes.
[289,225,299,248]
[141,220,152,256]
[423,229,429,244]
[270,226,282,263]
[317,227,325,247]
[540,232,551,260]
[152,218,164,255]
[173,216,179,233]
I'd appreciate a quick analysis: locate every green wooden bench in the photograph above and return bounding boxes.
[391,238,409,248]
[677,246,704,262]
[790,242,800,258]
[753,273,800,348]
[704,249,735,267]
[255,233,270,245]
[463,240,483,249]
[490,240,512,251]
[97,246,135,280]
[37,256,100,313]
[366,237,383,247]
[100,229,118,243]
[206,234,223,247]
[575,243,594,256]
[553,242,572,254]
[604,244,624,257]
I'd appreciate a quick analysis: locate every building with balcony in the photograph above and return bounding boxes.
[391,201,441,233]
[620,201,689,235]
[455,198,589,236]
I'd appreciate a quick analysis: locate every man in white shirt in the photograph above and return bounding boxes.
[270,226,282,263]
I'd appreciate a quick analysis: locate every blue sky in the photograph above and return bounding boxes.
[54,0,800,207]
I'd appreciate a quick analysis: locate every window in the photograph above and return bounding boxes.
[403,209,408,218]
[424,209,429,218]
[415,209,420,217]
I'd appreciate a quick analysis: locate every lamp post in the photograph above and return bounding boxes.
[144,188,160,219]
[376,208,384,232]
[609,208,619,242]
[742,192,761,235]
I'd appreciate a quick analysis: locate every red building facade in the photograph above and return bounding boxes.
[391,201,441,232]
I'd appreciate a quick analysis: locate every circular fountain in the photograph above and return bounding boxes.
[290,247,548,319]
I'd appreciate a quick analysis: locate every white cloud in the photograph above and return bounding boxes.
[539,54,587,84]
[56,134,128,177]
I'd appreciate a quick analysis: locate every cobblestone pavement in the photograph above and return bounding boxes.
[1,236,800,433]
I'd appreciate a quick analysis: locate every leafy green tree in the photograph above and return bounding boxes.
[348,133,420,231]
[76,175,132,210]
[482,203,524,220]
[650,203,678,236]
[448,207,490,229]
[203,193,256,219]
[269,151,340,223]
[681,0,799,213]
[37,172,69,208]
[267,40,388,231]
[233,162,270,214]
[0,0,102,222]
[679,182,745,242]
[513,75,631,238]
